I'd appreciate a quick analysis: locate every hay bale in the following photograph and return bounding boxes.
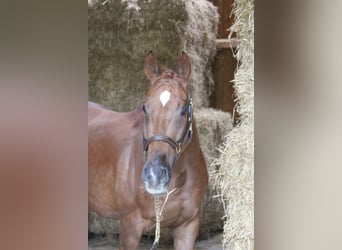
[88,211,119,238]
[194,108,235,239]
[87,108,233,240]
[88,0,218,111]
[195,108,233,167]
[195,108,233,239]
[213,0,254,249]
[182,0,218,109]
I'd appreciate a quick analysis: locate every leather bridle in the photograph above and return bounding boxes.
[143,97,193,159]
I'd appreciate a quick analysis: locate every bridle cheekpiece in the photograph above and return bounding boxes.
[143,96,193,159]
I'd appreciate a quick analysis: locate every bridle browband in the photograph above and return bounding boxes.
[143,97,193,159]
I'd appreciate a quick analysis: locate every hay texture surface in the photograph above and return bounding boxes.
[213,0,254,249]
[196,108,233,238]
[88,0,218,111]
[196,108,233,167]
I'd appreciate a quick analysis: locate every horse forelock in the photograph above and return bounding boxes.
[148,71,188,103]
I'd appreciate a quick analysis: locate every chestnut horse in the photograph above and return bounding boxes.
[88,52,208,250]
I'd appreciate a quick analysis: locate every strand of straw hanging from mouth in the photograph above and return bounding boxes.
[150,188,177,250]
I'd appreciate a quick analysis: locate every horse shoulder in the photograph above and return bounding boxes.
[179,140,208,218]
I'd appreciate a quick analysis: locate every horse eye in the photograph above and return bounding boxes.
[142,105,147,114]
[181,105,188,115]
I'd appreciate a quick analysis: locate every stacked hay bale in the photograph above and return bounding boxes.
[88,0,217,111]
[88,0,232,240]
[196,108,233,238]
[213,0,254,249]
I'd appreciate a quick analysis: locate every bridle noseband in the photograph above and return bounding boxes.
[143,97,193,159]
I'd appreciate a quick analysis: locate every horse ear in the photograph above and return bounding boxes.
[145,51,160,80]
[177,51,191,82]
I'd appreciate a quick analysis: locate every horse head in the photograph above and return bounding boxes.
[141,51,193,195]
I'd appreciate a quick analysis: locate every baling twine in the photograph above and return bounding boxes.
[150,188,177,250]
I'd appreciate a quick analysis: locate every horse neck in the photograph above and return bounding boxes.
[176,118,203,173]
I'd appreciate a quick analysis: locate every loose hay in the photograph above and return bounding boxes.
[88,211,119,238]
[182,0,218,109]
[88,0,218,111]
[213,0,254,249]
[196,108,234,239]
[195,108,233,167]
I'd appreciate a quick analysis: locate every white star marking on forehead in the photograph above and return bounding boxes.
[160,90,171,107]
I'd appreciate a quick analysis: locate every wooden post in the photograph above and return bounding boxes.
[208,0,238,122]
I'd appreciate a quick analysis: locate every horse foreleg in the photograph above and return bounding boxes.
[118,215,145,250]
[172,214,200,250]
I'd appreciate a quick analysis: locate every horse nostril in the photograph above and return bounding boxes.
[166,71,173,78]
[161,168,167,177]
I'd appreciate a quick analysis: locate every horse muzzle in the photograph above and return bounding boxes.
[141,158,171,195]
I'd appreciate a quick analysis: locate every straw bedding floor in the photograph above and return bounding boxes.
[88,233,223,250]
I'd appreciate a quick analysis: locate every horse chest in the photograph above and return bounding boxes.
[137,192,195,229]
